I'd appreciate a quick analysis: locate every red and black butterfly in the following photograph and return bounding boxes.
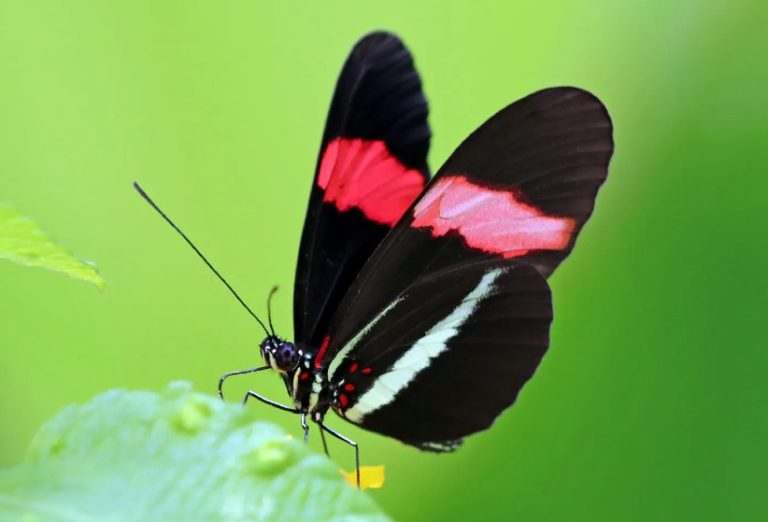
[135,31,613,486]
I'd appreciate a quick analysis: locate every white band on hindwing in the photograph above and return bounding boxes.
[344,268,505,422]
[327,297,403,381]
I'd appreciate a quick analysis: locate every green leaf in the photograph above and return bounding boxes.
[0,204,104,289]
[0,382,390,522]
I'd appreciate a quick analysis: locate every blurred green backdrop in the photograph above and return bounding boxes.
[1,1,766,520]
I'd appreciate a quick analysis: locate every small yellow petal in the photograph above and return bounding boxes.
[341,465,386,489]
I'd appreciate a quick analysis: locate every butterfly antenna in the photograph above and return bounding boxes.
[133,181,272,338]
[266,285,279,338]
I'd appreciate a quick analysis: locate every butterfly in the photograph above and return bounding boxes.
[135,31,613,487]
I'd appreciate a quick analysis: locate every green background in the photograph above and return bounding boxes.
[1,1,766,520]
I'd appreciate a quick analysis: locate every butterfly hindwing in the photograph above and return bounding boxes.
[323,259,552,450]
[294,31,431,349]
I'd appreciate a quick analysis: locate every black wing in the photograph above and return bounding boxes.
[316,87,612,448]
[321,87,613,356]
[294,31,431,350]
[325,259,552,450]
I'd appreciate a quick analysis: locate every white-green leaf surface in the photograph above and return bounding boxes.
[0,382,389,522]
[0,204,104,289]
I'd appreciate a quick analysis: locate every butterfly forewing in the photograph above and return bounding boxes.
[294,32,431,349]
[323,259,552,450]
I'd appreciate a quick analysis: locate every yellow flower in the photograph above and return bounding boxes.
[341,465,386,489]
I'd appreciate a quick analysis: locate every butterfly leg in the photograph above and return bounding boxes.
[318,423,330,456]
[242,390,300,414]
[218,365,269,399]
[321,423,360,488]
[300,412,310,444]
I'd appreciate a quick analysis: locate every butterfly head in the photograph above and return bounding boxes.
[260,335,300,373]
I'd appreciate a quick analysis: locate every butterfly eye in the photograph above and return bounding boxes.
[271,341,299,372]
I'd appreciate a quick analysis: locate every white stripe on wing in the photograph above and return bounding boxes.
[344,267,504,422]
[327,297,403,380]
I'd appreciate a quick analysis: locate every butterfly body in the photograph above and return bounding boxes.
[257,336,341,422]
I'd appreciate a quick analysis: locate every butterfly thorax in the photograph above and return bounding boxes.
[260,336,335,417]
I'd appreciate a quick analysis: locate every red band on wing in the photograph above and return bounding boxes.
[315,335,331,369]
[412,175,575,258]
[318,138,425,226]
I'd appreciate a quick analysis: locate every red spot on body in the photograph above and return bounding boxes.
[299,371,309,381]
[315,335,331,369]
[412,175,575,258]
[339,394,349,407]
[318,138,425,226]
[344,383,355,392]
[362,367,372,375]
[349,362,359,373]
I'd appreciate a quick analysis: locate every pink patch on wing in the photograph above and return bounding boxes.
[412,175,575,258]
[318,138,425,226]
